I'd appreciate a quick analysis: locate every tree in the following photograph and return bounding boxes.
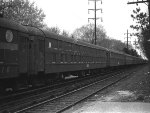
[130,8,148,31]
[142,28,150,59]
[61,30,70,37]
[130,7,149,59]
[73,24,107,44]
[0,0,46,28]
[98,37,133,53]
[123,47,139,57]
[46,26,61,35]
[72,24,130,53]
[45,26,71,38]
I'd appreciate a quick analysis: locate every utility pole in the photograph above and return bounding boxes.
[88,0,102,45]
[133,39,138,48]
[124,29,131,50]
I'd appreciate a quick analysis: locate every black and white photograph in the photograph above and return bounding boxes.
[0,0,150,113]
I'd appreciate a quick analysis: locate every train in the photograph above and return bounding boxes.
[0,18,145,91]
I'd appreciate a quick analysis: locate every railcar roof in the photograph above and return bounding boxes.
[109,49,139,58]
[77,39,108,51]
[109,49,125,55]
[25,26,44,36]
[125,53,141,59]
[0,18,27,33]
[110,49,141,59]
[42,29,75,43]
[58,35,76,43]
[23,26,75,43]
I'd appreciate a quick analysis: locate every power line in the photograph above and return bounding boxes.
[127,0,148,4]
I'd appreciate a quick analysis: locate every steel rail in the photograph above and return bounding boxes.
[14,67,139,113]
[0,69,121,112]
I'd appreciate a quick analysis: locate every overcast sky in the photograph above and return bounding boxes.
[32,0,147,41]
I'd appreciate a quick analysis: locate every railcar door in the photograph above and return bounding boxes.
[38,37,45,73]
[28,36,36,76]
[19,34,28,75]
[28,36,44,76]
[106,52,110,67]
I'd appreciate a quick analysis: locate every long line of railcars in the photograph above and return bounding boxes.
[0,18,145,91]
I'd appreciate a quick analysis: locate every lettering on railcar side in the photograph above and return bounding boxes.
[0,42,18,50]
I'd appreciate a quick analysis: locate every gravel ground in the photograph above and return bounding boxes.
[63,64,150,113]
[88,64,150,103]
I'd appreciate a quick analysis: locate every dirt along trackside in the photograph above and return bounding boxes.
[62,64,150,113]
[88,64,150,102]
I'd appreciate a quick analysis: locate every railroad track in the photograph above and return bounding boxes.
[0,69,114,102]
[0,68,120,112]
[1,66,141,113]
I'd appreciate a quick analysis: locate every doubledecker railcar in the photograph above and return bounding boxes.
[0,18,145,91]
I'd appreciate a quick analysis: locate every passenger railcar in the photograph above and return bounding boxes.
[0,18,29,90]
[0,18,145,91]
[109,50,126,67]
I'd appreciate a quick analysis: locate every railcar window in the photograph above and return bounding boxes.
[77,45,80,52]
[66,42,70,51]
[75,44,78,52]
[5,48,18,63]
[52,53,56,63]
[68,43,72,51]
[77,55,80,63]
[64,54,67,63]
[72,44,75,52]
[90,56,92,63]
[74,55,77,63]
[72,44,74,51]
[63,42,67,50]
[78,55,81,63]
[0,49,4,61]
[71,55,74,63]
[39,40,44,52]
[0,29,7,41]
[62,42,66,50]
[58,40,63,50]
[84,56,86,63]
[86,56,88,63]
[51,39,58,49]
[82,56,84,63]
[83,56,85,63]
[72,44,75,51]
[60,53,64,63]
